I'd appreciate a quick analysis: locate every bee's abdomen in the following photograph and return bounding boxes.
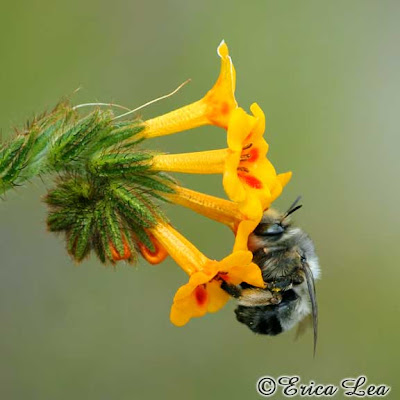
[235,305,283,335]
[234,290,299,335]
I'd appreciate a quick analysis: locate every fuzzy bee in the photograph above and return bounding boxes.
[221,197,320,354]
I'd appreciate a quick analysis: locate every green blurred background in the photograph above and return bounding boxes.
[0,1,399,399]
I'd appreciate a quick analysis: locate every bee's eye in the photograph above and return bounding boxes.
[255,223,285,236]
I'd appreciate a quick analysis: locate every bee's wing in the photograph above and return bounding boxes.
[294,314,313,341]
[302,261,318,357]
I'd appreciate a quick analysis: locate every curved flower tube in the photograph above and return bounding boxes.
[149,222,264,326]
[109,235,133,262]
[165,185,260,252]
[166,185,245,231]
[138,232,169,265]
[165,184,262,253]
[141,41,237,139]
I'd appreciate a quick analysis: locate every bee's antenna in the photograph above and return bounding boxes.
[281,196,303,222]
[301,259,318,357]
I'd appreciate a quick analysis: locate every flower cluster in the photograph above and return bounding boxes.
[5,41,291,325]
[139,41,291,325]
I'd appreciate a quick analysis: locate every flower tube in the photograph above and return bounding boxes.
[141,41,237,139]
[150,222,264,326]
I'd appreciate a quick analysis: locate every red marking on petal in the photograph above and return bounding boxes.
[194,285,207,306]
[218,272,230,282]
[248,148,259,162]
[241,147,259,162]
[238,173,263,189]
[221,102,230,115]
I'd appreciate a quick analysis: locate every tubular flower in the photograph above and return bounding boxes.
[141,40,237,139]
[138,232,169,265]
[109,235,133,262]
[166,185,245,231]
[164,185,260,253]
[170,251,263,326]
[151,103,291,220]
[164,185,260,252]
[223,103,292,219]
[149,222,264,326]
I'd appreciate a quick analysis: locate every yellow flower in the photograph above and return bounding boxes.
[166,185,245,231]
[170,251,263,326]
[141,40,237,139]
[232,218,260,252]
[165,185,260,251]
[223,103,292,219]
[149,222,264,326]
[151,104,292,220]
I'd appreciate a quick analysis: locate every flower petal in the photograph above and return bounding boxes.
[173,269,215,301]
[233,219,260,252]
[219,251,264,288]
[142,41,237,139]
[206,280,230,313]
[226,108,256,152]
[249,103,266,140]
[170,290,208,326]
[219,250,253,271]
[228,262,265,288]
[223,152,246,202]
[278,171,292,188]
[237,192,265,221]
[203,41,238,128]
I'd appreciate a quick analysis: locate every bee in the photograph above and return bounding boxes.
[221,197,320,354]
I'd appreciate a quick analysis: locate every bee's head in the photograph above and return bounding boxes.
[248,197,303,248]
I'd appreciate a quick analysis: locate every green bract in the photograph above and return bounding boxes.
[0,102,174,264]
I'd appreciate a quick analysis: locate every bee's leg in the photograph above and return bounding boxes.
[268,277,293,292]
[291,269,305,285]
[269,272,304,292]
[221,280,282,306]
[220,280,242,298]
